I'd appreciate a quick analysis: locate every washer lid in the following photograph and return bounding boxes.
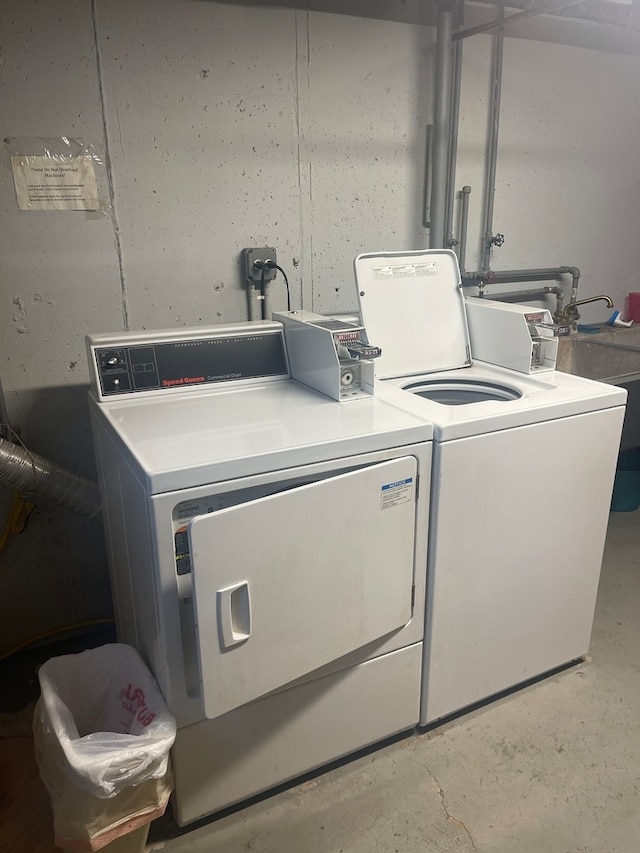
[355,250,471,379]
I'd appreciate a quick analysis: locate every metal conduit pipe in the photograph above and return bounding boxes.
[482,14,504,272]
[430,0,455,249]
[0,437,101,519]
[458,185,472,272]
[263,281,272,321]
[444,1,465,248]
[247,283,257,322]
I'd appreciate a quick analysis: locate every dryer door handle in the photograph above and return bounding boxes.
[217,581,252,650]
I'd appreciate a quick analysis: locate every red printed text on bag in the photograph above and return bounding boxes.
[119,683,157,727]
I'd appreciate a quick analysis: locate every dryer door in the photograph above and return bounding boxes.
[188,455,418,719]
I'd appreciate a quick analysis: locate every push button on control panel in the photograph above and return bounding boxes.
[104,373,131,393]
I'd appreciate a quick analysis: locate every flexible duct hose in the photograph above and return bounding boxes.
[0,437,101,519]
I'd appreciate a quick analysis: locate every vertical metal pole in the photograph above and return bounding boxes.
[459,185,471,273]
[444,0,465,248]
[430,0,454,250]
[481,7,504,271]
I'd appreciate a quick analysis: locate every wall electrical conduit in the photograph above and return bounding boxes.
[0,437,101,519]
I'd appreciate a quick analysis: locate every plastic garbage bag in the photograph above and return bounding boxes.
[33,643,177,852]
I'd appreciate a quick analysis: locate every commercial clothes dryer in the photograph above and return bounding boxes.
[86,320,432,825]
[355,250,626,726]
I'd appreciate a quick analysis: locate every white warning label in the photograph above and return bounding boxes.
[381,477,413,509]
[373,262,437,280]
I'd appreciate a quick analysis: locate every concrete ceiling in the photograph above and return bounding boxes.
[213,0,640,54]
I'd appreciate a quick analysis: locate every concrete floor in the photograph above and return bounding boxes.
[149,509,640,853]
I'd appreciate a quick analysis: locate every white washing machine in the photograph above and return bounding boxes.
[86,320,432,825]
[355,250,627,726]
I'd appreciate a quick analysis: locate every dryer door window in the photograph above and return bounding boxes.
[188,455,418,720]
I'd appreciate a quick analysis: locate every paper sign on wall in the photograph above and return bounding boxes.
[11,155,100,211]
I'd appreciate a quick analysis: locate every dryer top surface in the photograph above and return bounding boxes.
[89,379,433,493]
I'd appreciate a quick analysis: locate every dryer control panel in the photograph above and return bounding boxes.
[86,321,289,399]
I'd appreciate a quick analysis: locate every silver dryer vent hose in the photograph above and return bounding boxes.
[0,437,101,519]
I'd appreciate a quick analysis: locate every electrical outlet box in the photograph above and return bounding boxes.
[241,247,277,283]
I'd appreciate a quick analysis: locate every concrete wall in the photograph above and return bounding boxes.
[456,34,640,322]
[1,0,639,652]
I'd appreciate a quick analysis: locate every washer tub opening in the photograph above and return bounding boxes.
[403,379,522,406]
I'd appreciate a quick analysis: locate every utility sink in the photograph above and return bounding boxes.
[556,325,640,384]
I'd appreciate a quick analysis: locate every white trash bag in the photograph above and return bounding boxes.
[33,643,177,852]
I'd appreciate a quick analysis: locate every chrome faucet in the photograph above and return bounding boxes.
[558,294,614,325]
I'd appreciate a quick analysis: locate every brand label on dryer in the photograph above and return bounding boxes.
[381,477,413,509]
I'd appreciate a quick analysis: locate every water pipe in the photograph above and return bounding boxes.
[444,0,465,249]
[430,0,455,249]
[458,185,471,272]
[481,12,505,272]
[462,266,581,321]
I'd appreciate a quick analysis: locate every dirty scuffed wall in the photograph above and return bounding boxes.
[0,0,432,653]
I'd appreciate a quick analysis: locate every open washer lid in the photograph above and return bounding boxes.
[355,250,471,379]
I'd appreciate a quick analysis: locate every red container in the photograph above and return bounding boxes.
[626,292,640,322]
